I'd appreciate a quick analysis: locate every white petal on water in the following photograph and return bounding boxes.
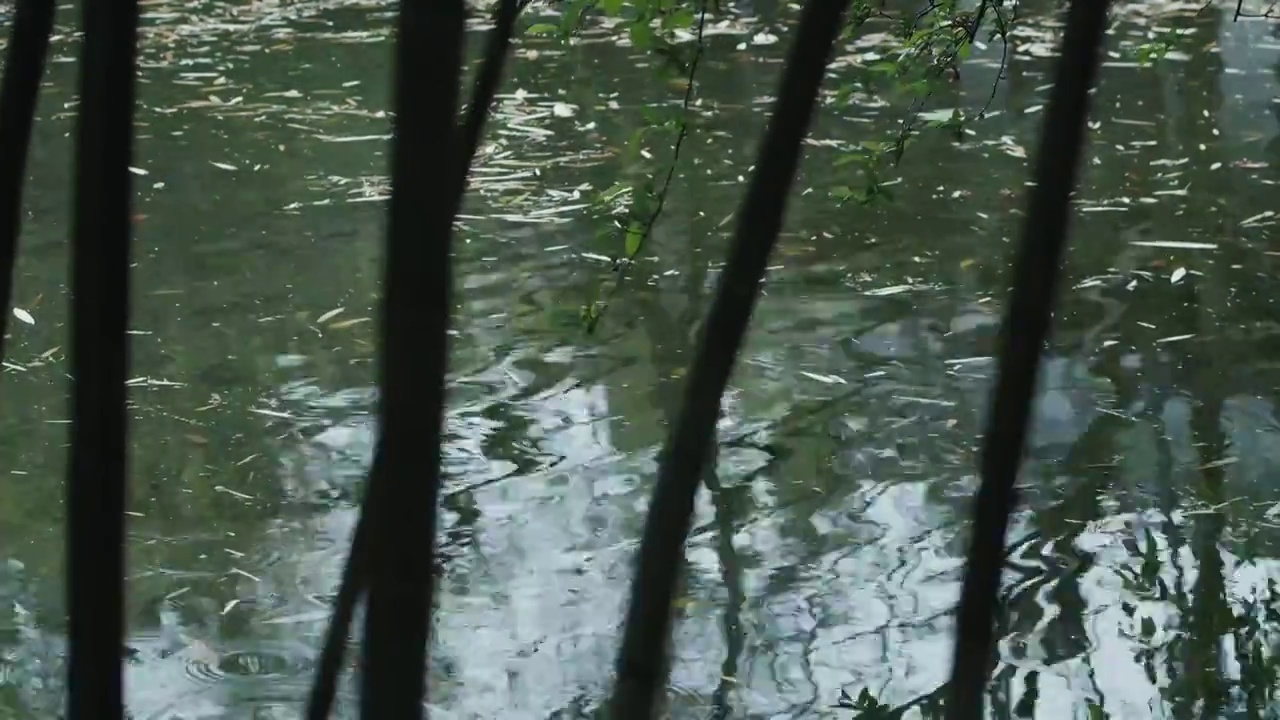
[316,306,345,324]
[799,371,846,385]
[1129,240,1217,250]
[12,308,34,325]
[551,102,576,118]
[1170,267,1187,284]
[1241,210,1276,227]
[863,284,916,297]
[210,161,238,171]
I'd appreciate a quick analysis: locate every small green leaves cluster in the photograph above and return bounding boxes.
[831,0,1012,206]
[531,0,706,329]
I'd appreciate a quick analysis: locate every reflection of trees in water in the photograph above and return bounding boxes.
[991,9,1280,716]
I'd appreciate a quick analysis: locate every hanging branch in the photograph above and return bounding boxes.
[584,0,709,334]
[607,0,853,715]
[943,1,1111,718]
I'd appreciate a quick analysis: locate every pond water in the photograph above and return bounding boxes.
[2,0,1280,717]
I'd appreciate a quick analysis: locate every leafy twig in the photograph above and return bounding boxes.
[584,0,709,334]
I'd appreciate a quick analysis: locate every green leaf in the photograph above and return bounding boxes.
[624,221,644,257]
[526,22,559,34]
[628,20,656,49]
[662,7,695,30]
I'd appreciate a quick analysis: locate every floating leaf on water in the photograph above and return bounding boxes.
[863,284,919,297]
[313,133,389,143]
[799,371,846,385]
[1198,457,1237,470]
[1129,240,1216,250]
[1240,210,1275,227]
[12,308,34,325]
[327,317,371,329]
[316,306,345,324]
[260,609,331,625]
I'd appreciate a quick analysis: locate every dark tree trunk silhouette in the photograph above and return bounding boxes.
[0,0,54,362]
[67,0,140,715]
[609,0,854,715]
[945,2,1111,718]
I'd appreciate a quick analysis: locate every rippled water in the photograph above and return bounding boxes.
[2,0,1280,717]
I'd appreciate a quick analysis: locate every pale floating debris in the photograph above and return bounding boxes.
[1240,210,1275,227]
[750,31,779,45]
[524,202,589,216]
[799,371,847,385]
[1129,240,1217,250]
[125,376,184,387]
[214,484,254,500]
[11,307,34,325]
[228,567,261,582]
[918,108,958,123]
[261,609,331,625]
[551,102,577,118]
[248,407,293,419]
[1154,333,1195,344]
[863,284,922,297]
[128,166,148,176]
[210,161,238,171]
[944,356,993,366]
[1170,267,1187,284]
[313,133,389,143]
[892,395,956,407]
[579,252,612,263]
[1199,456,1238,470]
[316,306,345,324]
[327,317,370,329]
[504,124,555,137]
